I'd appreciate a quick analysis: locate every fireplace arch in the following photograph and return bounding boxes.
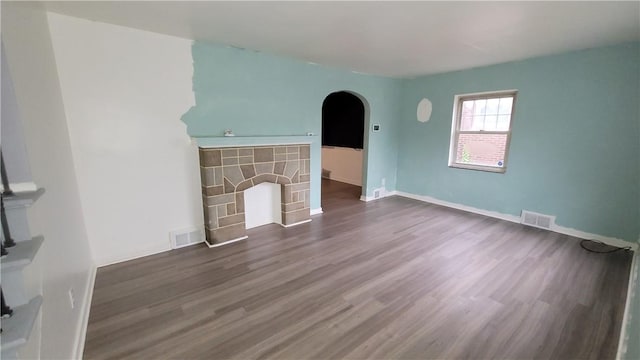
[199,144,311,246]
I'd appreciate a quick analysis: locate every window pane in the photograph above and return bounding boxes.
[498,97,513,115]
[484,115,498,131]
[459,102,474,130]
[462,101,474,112]
[470,116,484,130]
[497,115,511,131]
[486,98,500,115]
[473,99,486,116]
[455,133,508,167]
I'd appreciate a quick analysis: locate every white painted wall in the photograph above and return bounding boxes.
[1,3,95,358]
[1,45,34,187]
[244,182,282,229]
[46,13,202,266]
[321,146,363,186]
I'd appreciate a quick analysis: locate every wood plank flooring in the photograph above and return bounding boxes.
[84,179,633,359]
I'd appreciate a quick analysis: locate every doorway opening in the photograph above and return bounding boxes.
[321,91,368,210]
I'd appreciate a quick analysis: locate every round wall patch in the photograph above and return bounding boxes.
[417,98,432,123]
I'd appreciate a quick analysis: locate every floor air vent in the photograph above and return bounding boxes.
[170,227,204,249]
[521,210,555,230]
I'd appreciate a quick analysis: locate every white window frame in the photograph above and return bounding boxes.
[448,89,518,173]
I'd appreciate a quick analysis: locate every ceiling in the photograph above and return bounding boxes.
[44,1,640,78]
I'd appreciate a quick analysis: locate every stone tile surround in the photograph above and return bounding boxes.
[199,144,311,246]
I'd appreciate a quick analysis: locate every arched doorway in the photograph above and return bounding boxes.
[321,91,368,208]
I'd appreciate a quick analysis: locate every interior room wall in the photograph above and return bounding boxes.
[1,45,33,187]
[396,42,640,243]
[46,13,202,266]
[321,147,363,186]
[6,7,639,359]
[181,42,403,204]
[1,3,95,358]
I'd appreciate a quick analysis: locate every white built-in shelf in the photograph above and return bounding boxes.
[1,236,44,272]
[3,189,45,210]
[0,296,43,355]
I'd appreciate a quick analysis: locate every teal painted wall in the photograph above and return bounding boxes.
[182,42,403,209]
[182,41,640,356]
[397,43,640,242]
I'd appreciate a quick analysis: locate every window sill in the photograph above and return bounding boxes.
[449,163,506,173]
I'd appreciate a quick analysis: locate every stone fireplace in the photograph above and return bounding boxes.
[199,144,311,246]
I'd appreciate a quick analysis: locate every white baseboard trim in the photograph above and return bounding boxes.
[97,246,172,267]
[310,208,323,215]
[205,217,314,248]
[0,182,38,193]
[72,264,97,360]
[394,191,638,250]
[395,191,520,223]
[360,190,397,202]
[324,175,362,187]
[617,252,639,360]
[281,219,312,228]
[554,225,637,251]
[205,235,249,248]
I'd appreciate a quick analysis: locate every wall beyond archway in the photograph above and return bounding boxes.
[321,91,370,195]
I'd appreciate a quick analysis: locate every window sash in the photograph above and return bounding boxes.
[458,94,514,101]
[456,95,515,132]
[451,131,511,170]
[456,130,510,135]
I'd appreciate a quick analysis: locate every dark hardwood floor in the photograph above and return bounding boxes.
[84,179,632,359]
